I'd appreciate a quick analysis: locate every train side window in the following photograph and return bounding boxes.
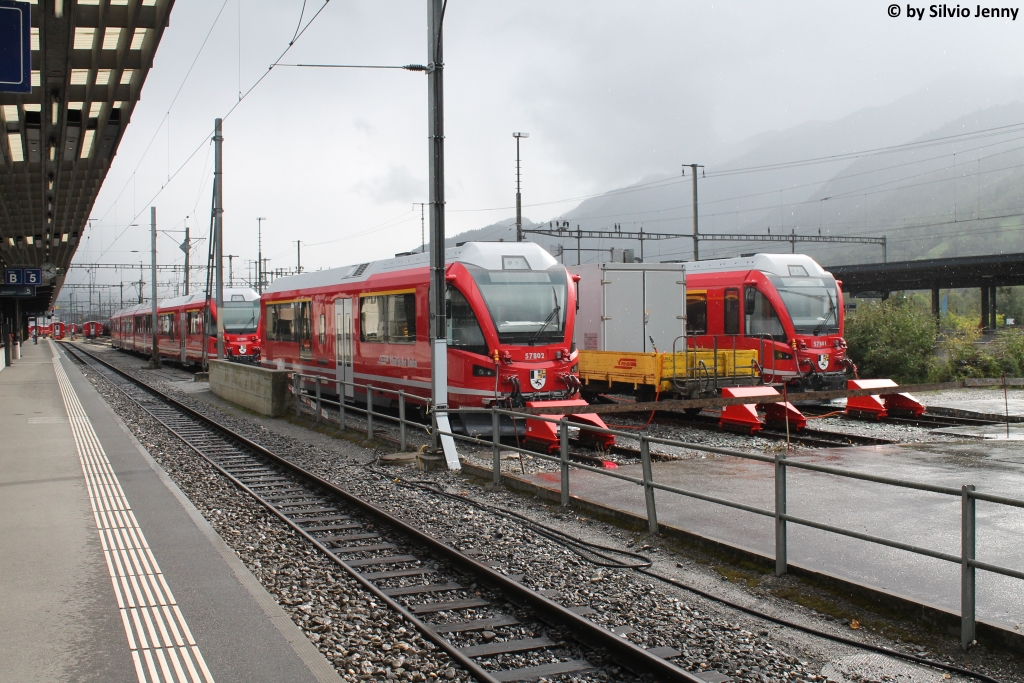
[318,314,326,346]
[446,286,488,355]
[265,302,299,342]
[360,296,385,342]
[724,288,740,335]
[746,289,786,341]
[159,313,175,340]
[686,293,707,335]
[298,302,313,358]
[385,294,416,343]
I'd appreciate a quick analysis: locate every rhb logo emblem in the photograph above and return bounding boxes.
[530,369,547,390]
[616,358,637,369]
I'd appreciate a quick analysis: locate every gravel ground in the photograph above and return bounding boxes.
[69,344,1023,683]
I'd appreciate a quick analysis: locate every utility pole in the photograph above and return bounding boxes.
[149,206,161,367]
[294,240,302,274]
[180,226,191,294]
[119,282,123,308]
[256,217,266,294]
[514,132,529,242]
[428,0,456,468]
[226,255,238,287]
[684,164,704,261]
[214,118,225,360]
[414,203,427,252]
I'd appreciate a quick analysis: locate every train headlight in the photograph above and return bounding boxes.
[472,364,497,377]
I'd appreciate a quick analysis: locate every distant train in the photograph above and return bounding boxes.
[260,241,613,447]
[110,288,261,365]
[82,321,107,338]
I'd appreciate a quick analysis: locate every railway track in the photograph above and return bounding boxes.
[799,405,1010,430]
[611,409,895,449]
[62,342,707,683]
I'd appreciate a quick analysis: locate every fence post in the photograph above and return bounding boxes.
[366,385,374,440]
[398,390,407,452]
[492,407,501,484]
[337,381,345,431]
[293,372,301,416]
[640,434,659,534]
[559,418,570,507]
[315,376,322,424]
[775,449,788,576]
[962,484,977,650]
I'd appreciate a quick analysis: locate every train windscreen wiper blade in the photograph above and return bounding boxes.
[813,290,836,336]
[529,287,561,343]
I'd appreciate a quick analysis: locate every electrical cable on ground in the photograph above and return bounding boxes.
[372,468,1002,683]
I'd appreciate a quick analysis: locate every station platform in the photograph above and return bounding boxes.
[0,340,340,683]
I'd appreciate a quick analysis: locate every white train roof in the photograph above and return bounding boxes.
[264,241,560,294]
[683,253,831,278]
[159,287,259,309]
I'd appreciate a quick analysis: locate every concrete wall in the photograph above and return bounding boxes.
[209,360,290,417]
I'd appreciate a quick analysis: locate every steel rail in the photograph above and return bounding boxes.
[62,342,706,683]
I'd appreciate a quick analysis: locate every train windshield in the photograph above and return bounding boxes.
[469,267,568,345]
[770,275,840,336]
[221,301,261,334]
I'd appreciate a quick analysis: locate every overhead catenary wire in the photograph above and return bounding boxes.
[91,1,335,264]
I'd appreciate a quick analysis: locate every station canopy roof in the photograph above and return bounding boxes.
[0,0,174,313]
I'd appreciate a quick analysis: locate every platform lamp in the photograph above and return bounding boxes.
[514,132,529,242]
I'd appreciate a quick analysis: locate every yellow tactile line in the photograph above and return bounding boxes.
[50,342,215,683]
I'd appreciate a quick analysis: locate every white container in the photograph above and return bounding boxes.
[569,262,686,353]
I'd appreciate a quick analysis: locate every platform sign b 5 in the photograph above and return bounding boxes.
[0,1,31,94]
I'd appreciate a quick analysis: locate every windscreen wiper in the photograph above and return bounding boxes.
[529,287,561,344]
[813,290,836,336]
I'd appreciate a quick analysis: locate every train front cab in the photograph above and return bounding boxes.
[686,257,848,393]
[442,256,613,450]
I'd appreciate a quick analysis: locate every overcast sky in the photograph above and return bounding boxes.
[71,0,1024,294]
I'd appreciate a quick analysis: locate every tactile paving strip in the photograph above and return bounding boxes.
[52,343,215,683]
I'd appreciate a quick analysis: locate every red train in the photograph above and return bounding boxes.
[110,288,261,365]
[51,322,66,340]
[685,253,851,392]
[82,321,106,338]
[260,241,612,446]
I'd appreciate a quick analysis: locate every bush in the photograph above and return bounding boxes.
[929,324,1000,381]
[992,328,1024,376]
[845,299,936,383]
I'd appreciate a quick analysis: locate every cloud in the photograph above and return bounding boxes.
[356,165,424,205]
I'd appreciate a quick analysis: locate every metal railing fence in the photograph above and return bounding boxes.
[288,370,1024,650]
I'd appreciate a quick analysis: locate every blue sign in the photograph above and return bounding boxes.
[0,1,31,94]
[24,267,41,285]
[4,267,23,285]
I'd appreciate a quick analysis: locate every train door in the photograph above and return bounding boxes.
[334,298,353,398]
[179,312,187,363]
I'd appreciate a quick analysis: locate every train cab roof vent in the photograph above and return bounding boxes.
[352,263,370,277]
[230,294,245,301]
